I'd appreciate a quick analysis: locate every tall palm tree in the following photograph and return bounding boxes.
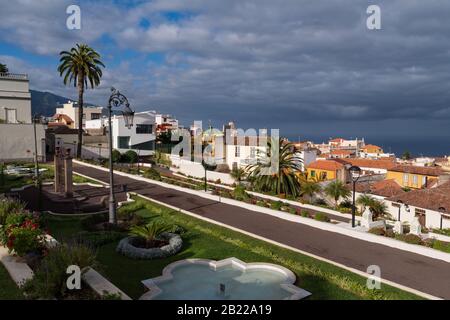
[246,139,303,197]
[0,63,8,74]
[230,167,246,184]
[324,180,351,208]
[58,44,105,158]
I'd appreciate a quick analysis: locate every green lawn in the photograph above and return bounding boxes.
[45,197,423,300]
[0,264,23,300]
[0,163,98,194]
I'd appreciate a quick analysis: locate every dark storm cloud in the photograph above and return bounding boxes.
[1,0,450,138]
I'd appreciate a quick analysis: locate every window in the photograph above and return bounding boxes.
[422,176,427,186]
[118,136,130,149]
[91,113,101,120]
[136,124,153,134]
[5,108,17,123]
[250,147,256,158]
[403,173,409,184]
[132,141,155,151]
[412,175,418,185]
[311,170,316,178]
[320,172,327,180]
[235,146,240,157]
[415,208,426,215]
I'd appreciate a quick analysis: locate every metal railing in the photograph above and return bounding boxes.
[0,73,28,80]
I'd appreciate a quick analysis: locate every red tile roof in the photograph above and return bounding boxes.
[307,160,344,171]
[344,158,397,170]
[330,149,354,156]
[53,114,74,123]
[388,165,443,176]
[386,182,450,212]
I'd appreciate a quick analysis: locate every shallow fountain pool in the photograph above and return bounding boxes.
[140,258,311,300]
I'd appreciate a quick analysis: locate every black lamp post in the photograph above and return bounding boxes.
[348,165,362,228]
[202,159,217,192]
[107,87,134,224]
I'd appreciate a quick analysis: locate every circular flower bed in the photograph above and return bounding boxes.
[116,233,182,259]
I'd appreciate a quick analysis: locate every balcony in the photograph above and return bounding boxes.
[0,73,28,80]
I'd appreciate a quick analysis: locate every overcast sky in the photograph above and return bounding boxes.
[1,0,450,142]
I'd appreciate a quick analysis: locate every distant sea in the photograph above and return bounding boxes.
[286,135,449,158]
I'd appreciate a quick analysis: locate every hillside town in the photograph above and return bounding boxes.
[1,1,450,305]
[2,71,450,234]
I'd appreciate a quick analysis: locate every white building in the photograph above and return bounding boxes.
[295,149,317,171]
[86,111,156,156]
[155,113,178,129]
[0,73,32,123]
[225,136,267,170]
[55,101,103,129]
[0,73,46,161]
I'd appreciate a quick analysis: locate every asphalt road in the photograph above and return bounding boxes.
[73,162,450,299]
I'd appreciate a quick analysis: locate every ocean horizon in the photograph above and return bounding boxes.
[285,135,449,158]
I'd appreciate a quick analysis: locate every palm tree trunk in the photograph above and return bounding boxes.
[77,76,84,158]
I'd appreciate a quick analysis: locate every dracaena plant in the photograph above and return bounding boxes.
[129,220,172,248]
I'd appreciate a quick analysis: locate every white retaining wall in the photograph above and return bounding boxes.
[170,159,235,185]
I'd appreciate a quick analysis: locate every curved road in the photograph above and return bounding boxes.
[73,163,450,299]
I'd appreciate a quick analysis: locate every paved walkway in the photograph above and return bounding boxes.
[73,163,450,299]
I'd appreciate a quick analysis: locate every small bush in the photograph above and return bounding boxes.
[22,242,97,299]
[0,199,26,225]
[142,167,162,181]
[123,150,138,164]
[270,201,283,211]
[232,185,249,201]
[432,240,450,253]
[368,227,385,236]
[385,229,395,238]
[301,211,310,218]
[289,207,297,215]
[314,213,330,222]
[432,228,450,237]
[111,150,122,163]
[395,233,422,245]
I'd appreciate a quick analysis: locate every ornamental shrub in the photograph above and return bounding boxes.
[232,185,249,201]
[368,227,385,236]
[111,149,122,163]
[301,211,310,218]
[395,233,422,245]
[0,199,26,225]
[123,150,138,164]
[314,213,330,222]
[4,216,45,256]
[271,201,283,211]
[22,242,97,299]
[432,240,450,253]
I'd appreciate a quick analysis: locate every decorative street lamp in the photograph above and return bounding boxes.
[107,87,134,224]
[348,165,362,228]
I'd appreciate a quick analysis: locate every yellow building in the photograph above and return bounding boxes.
[362,144,383,154]
[386,165,442,189]
[306,160,346,182]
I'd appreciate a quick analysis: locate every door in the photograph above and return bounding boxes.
[417,213,426,228]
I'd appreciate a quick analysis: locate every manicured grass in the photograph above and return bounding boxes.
[0,163,95,193]
[46,197,423,300]
[0,264,23,300]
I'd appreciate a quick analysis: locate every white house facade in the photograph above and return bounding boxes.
[0,73,46,162]
[111,111,156,156]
